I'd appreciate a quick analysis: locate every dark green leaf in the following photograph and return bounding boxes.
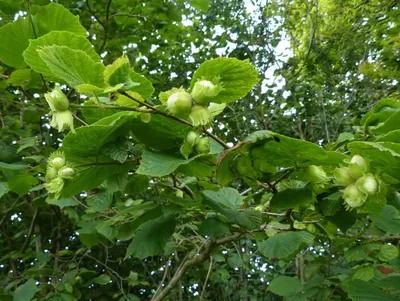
[346,280,399,301]
[370,205,400,234]
[199,218,231,238]
[8,174,38,196]
[258,231,314,259]
[268,276,303,296]
[270,188,314,209]
[13,279,39,301]
[126,214,176,259]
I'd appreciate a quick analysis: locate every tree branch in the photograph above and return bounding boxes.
[99,0,113,53]
[120,91,229,149]
[152,233,242,301]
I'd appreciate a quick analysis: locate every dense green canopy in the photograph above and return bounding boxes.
[0,0,399,300]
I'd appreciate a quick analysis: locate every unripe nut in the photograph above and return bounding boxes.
[46,166,58,180]
[334,167,354,186]
[305,165,327,183]
[356,174,378,196]
[58,166,75,179]
[191,80,220,105]
[342,183,368,209]
[45,86,70,112]
[195,137,210,154]
[351,155,367,173]
[167,91,193,115]
[189,105,212,126]
[51,157,65,169]
[185,131,200,147]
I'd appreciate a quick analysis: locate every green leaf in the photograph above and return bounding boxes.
[352,266,375,281]
[0,182,9,199]
[216,149,237,186]
[325,205,357,233]
[78,221,101,246]
[128,69,154,99]
[217,130,348,185]
[102,140,130,163]
[6,69,32,87]
[13,279,39,301]
[203,188,243,210]
[258,231,314,259]
[94,274,111,285]
[137,149,206,177]
[227,254,244,268]
[24,31,100,77]
[38,45,105,88]
[96,223,118,241]
[270,188,314,210]
[372,111,400,135]
[61,163,131,199]
[191,0,211,12]
[79,233,101,247]
[199,218,231,238]
[0,0,23,14]
[126,214,176,259]
[124,175,149,195]
[377,275,400,290]
[375,130,400,143]
[347,141,400,178]
[104,56,139,90]
[346,280,399,301]
[17,136,37,153]
[345,244,380,262]
[33,3,87,37]
[46,198,78,209]
[246,130,348,167]
[61,112,138,158]
[190,58,259,104]
[370,205,400,234]
[86,191,113,212]
[61,293,77,301]
[176,159,215,179]
[107,172,128,193]
[235,210,262,229]
[8,174,38,196]
[319,192,343,216]
[344,243,380,262]
[268,276,303,296]
[202,194,261,230]
[0,17,35,68]
[0,3,86,68]
[130,113,188,150]
[81,98,120,124]
[379,244,399,262]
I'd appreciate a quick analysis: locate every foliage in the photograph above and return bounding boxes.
[0,1,399,301]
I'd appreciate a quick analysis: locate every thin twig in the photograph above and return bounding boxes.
[99,0,112,53]
[21,208,38,253]
[200,256,213,301]
[85,253,129,300]
[273,167,296,187]
[171,174,195,199]
[153,258,170,299]
[69,104,151,112]
[71,112,89,126]
[256,180,277,194]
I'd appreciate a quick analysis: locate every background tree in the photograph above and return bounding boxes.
[0,0,399,300]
